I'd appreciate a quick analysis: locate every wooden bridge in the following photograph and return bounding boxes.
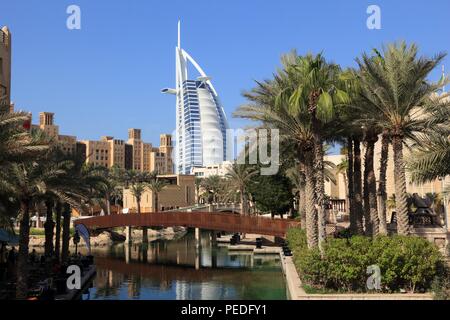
[74,212,300,237]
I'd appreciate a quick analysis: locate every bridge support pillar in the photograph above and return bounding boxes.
[142,227,148,244]
[125,226,132,244]
[195,246,200,270]
[125,242,131,264]
[195,228,201,249]
[210,231,217,245]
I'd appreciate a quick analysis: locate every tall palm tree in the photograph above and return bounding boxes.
[235,53,319,248]
[225,164,258,215]
[357,42,448,235]
[362,127,380,236]
[377,131,390,235]
[283,53,349,247]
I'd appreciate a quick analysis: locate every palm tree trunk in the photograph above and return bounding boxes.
[377,133,389,235]
[136,196,141,215]
[304,150,318,249]
[392,135,410,235]
[54,202,62,261]
[240,190,245,215]
[61,203,71,263]
[106,196,111,216]
[347,138,358,234]
[353,138,364,234]
[364,137,379,236]
[298,157,307,229]
[312,122,326,249]
[363,144,370,235]
[299,182,306,230]
[44,200,54,257]
[16,200,31,299]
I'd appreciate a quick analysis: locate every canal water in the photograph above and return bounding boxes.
[81,230,287,300]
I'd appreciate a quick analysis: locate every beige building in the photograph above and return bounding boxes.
[0,26,11,108]
[33,112,78,155]
[123,175,195,213]
[125,129,174,174]
[81,139,110,167]
[30,111,173,174]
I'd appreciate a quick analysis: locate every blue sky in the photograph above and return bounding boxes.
[1,0,449,149]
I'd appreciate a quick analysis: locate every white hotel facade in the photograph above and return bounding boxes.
[162,22,230,175]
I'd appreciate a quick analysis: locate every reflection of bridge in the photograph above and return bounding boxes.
[94,256,280,286]
[75,212,300,237]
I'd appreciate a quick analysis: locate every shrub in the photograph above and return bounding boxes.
[286,228,447,293]
[29,228,45,236]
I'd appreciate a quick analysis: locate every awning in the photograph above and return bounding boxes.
[0,229,19,245]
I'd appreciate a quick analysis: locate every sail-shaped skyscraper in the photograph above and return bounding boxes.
[162,22,230,175]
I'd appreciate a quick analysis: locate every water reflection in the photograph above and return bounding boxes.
[82,231,286,300]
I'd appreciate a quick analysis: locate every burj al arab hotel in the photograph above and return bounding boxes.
[162,22,230,175]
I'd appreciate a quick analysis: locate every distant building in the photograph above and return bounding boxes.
[33,112,79,155]
[30,111,174,174]
[123,175,195,212]
[0,26,12,110]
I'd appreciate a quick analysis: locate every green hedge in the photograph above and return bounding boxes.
[287,228,447,293]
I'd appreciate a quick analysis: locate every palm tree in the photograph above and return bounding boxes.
[377,131,390,235]
[362,127,380,236]
[58,156,108,263]
[0,157,85,298]
[225,164,258,215]
[147,178,168,213]
[124,170,155,214]
[235,53,319,248]
[282,53,349,247]
[357,42,448,235]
